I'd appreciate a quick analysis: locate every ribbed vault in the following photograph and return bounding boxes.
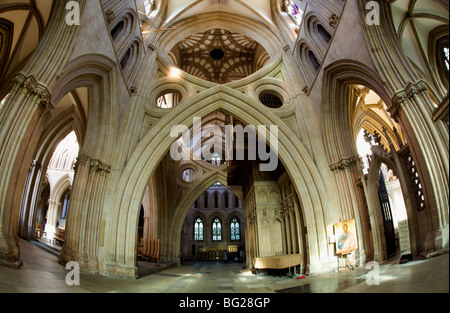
[171,28,269,83]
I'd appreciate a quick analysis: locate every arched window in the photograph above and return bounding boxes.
[317,24,332,44]
[435,35,449,87]
[308,50,321,71]
[212,217,222,241]
[194,218,204,241]
[111,21,124,41]
[120,48,131,70]
[230,217,240,241]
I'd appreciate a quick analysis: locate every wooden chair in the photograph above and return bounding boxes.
[53,227,65,245]
[142,239,150,261]
[142,239,160,263]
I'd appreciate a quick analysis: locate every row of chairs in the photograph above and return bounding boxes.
[138,238,160,263]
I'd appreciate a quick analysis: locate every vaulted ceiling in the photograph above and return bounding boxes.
[170,28,268,84]
[164,0,273,26]
[389,0,449,96]
[0,0,54,96]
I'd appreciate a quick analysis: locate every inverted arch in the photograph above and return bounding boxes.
[103,85,332,278]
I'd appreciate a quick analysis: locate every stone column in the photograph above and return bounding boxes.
[60,156,111,275]
[0,74,51,269]
[329,155,368,265]
[18,160,43,240]
[60,154,89,263]
[389,81,449,253]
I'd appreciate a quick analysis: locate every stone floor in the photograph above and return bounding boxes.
[0,239,448,294]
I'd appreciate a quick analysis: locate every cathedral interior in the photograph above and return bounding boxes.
[0,0,448,294]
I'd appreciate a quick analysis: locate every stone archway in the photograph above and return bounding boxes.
[101,84,333,278]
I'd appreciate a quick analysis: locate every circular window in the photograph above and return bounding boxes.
[156,90,182,108]
[182,168,197,183]
[259,91,283,108]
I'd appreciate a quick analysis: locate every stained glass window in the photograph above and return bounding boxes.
[211,153,222,166]
[230,217,240,241]
[194,218,203,241]
[212,217,222,241]
[285,0,304,26]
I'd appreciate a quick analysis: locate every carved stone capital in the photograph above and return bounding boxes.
[12,73,53,110]
[90,159,111,175]
[330,155,361,172]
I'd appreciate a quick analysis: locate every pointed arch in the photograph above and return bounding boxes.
[49,173,73,205]
[102,85,332,278]
[50,53,119,164]
[322,59,394,164]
